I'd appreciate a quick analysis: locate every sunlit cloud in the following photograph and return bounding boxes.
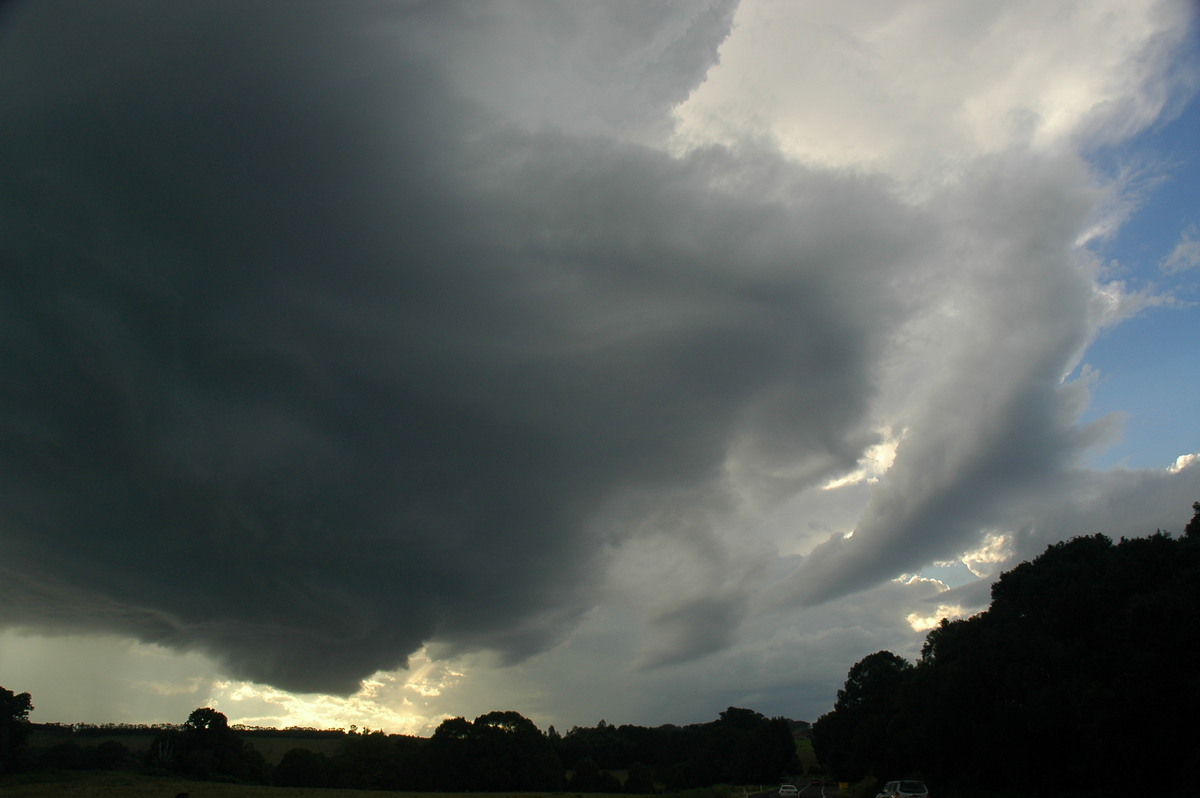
[1169,453,1199,473]
[207,648,470,735]
[822,431,901,490]
[893,574,949,591]
[960,531,1016,579]
[906,604,969,633]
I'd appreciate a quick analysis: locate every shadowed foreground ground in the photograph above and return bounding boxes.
[0,770,678,798]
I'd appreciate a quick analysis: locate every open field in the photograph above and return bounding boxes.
[0,771,665,798]
[232,734,345,764]
[27,731,156,754]
[25,730,345,766]
[793,737,817,775]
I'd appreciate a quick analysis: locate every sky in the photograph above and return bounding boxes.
[1,0,1198,736]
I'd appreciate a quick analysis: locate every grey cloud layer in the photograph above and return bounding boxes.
[394,0,739,141]
[0,1,925,692]
[787,156,1113,604]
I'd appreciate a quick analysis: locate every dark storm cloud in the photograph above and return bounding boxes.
[0,1,921,692]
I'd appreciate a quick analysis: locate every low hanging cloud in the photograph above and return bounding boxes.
[2,0,1199,702]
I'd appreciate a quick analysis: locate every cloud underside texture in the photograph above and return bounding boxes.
[1,1,1196,694]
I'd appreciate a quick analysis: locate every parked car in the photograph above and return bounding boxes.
[778,784,799,797]
[876,780,928,798]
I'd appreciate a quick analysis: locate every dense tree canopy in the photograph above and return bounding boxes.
[0,686,33,774]
[423,710,562,791]
[272,745,337,788]
[813,502,1200,796]
[812,651,912,782]
[333,729,423,790]
[147,707,263,782]
[559,706,797,790]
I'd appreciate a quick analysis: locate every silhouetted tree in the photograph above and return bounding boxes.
[333,731,422,790]
[148,707,263,782]
[274,747,337,787]
[0,686,33,774]
[813,651,914,783]
[560,719,625,769]
[569,755,622,792]
[474,710,563,791]
[698,707,795,784]
[626,761,655,793]
[554,709,795,790]
[423,711,561,791]
[422,716,474,790]
[813,502,1200,796]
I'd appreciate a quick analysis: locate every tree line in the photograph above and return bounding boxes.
[813,502,1200,797]
[2,694,799,791]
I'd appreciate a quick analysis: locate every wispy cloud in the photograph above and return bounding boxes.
[1163,224,1200,273]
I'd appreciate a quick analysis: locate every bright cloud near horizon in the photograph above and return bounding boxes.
[1,0,1198,736]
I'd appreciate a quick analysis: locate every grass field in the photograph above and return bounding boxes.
[25,731,344,766]
[0,770,287,798]
[0,770,670,798]
[26,732,153,754]
[793,737,818,775]
[232,734,344,764]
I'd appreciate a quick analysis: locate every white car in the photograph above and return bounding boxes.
[778,785,799,798]
[876,780,928,798]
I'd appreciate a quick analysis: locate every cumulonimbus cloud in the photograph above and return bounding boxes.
[2,0,1198,700]
[0,0,918,693]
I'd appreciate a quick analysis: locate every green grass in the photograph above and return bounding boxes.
[25,731,157,753]
[0,770,673,798]
[235,734,344,764]
[793,737,817,775]
[0,770,237,798]
[25,731,344,766]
